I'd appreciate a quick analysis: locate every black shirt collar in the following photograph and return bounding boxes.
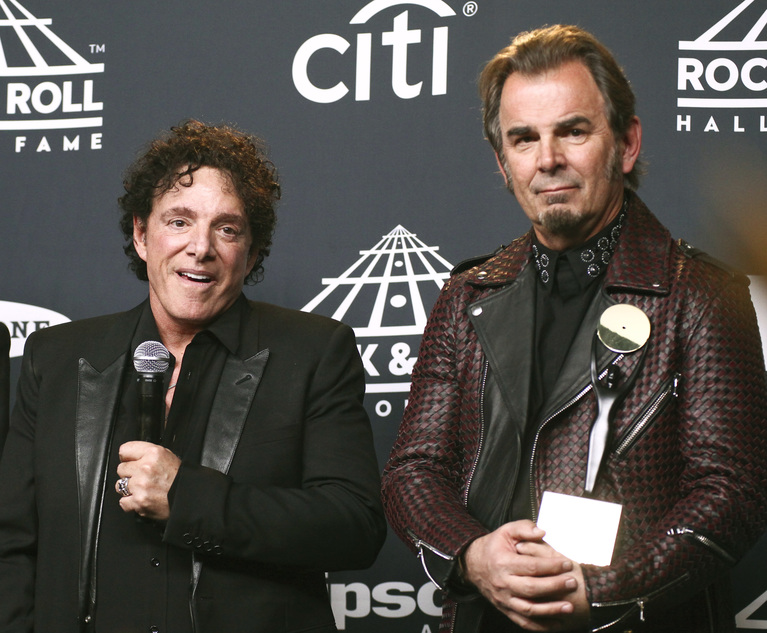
[132,293,247,357]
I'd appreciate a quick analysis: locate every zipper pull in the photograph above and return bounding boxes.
[637,598,646,622]
[671,373,681,397]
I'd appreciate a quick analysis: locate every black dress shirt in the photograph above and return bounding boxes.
[95,296,246,633]
[483,213,625,633]
[508,210,625,524]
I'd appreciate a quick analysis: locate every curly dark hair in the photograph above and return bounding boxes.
[119,119,281,283]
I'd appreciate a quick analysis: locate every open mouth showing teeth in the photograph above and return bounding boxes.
[179,272,212,283]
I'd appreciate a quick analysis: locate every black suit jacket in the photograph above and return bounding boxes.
[0,299,385,633]
[0,322,9,452]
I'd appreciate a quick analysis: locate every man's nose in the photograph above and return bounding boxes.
[537,137,565,173]
[187,226,215,259]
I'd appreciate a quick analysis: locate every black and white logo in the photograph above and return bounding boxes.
[302,225,452,419]
[677,0,767,132]
[1,1,105,152]
[293,0,456,103]
[0,300,70,358]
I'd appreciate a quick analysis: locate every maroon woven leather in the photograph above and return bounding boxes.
[382,195,767,632]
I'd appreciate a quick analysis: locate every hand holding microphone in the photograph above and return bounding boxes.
[133,340,170,444]
[116,340,180,519]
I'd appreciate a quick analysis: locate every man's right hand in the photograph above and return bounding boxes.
[462,520,588,631]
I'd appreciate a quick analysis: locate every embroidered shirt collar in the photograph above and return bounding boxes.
[531,199,627,292]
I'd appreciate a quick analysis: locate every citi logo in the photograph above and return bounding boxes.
[292,0,458,103]
[1,1,105,151]
[0,300,70,359]
[677,0,767,132]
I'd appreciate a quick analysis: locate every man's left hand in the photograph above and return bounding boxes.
[512,539,590,631]
[115,441,181,520]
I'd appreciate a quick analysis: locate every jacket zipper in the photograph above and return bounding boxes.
[612,373,680,458]
[666,526,736,565]
[408,364,491,632]
[408,532,454,591]
[463,361,489,506]
[528,355,624,518]
[453,361,487,633]
[591,571,690,631]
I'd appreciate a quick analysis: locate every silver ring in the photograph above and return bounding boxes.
[117,477,131,497]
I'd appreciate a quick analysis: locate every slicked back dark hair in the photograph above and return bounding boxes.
[478,24,644,190]
[119,119,281,283]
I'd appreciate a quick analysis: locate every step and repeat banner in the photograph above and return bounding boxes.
[2,0,767,630]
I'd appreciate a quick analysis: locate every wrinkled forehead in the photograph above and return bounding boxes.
[500,62,607,123]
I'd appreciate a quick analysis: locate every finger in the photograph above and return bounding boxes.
[508,572,579,600]
[516,540,564,558]
[507,595,575,618]
[119,495,142,516]
[118,440,157,462]
[116,462,135,479]
[507,553,574,578]
[500,520,545,543]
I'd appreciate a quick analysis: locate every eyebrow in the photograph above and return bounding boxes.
[505,115,594,139]
[555,115,592,131]
[506,125,533,138]
[159,207,247,226]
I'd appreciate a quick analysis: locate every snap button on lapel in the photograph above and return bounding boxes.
[471,306,483,317]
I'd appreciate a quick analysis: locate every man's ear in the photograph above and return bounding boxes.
[495,152,510,187]
[133,216,148,262]
[620,116,642,174]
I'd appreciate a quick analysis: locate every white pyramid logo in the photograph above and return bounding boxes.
[0,0,104,76]
[736,588,767,629]
[679,0,767,51]
[677,0,767,110]
[302,225,452,338]
[303,225,454,396]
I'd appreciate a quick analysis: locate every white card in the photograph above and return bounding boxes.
[536,491,622,567]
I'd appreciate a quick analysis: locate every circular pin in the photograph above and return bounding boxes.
[597,304,651,353]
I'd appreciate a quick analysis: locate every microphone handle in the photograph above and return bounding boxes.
[136,373,164,444]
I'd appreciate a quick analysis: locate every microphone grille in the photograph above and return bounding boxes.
[133,340,170,374]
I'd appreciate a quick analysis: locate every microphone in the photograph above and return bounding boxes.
[133,340,170,444]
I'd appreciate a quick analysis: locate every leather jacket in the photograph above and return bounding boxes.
[382,194,767,632]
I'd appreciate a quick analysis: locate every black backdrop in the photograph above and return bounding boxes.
[2,1,767,630]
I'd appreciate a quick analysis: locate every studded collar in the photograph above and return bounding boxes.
[531,203,627,292]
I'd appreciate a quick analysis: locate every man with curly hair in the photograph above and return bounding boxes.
[0,120,385,633]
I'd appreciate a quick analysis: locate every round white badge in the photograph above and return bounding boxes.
[597,304,651,353]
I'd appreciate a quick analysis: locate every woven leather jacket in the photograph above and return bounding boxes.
[382,194,767,633]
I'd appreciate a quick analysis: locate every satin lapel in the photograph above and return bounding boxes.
[200,349,269,473]
[539,290,617,421]
[469,266,536,427]
[75,352,126,622]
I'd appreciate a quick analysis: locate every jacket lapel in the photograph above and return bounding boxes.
[200,349,269,474]
[538,290,617,422]
[469,264,536,427]
[192,327,269,611]
[74,306,142,626]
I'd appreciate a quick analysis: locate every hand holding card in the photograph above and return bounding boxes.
[536,491,622,566]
